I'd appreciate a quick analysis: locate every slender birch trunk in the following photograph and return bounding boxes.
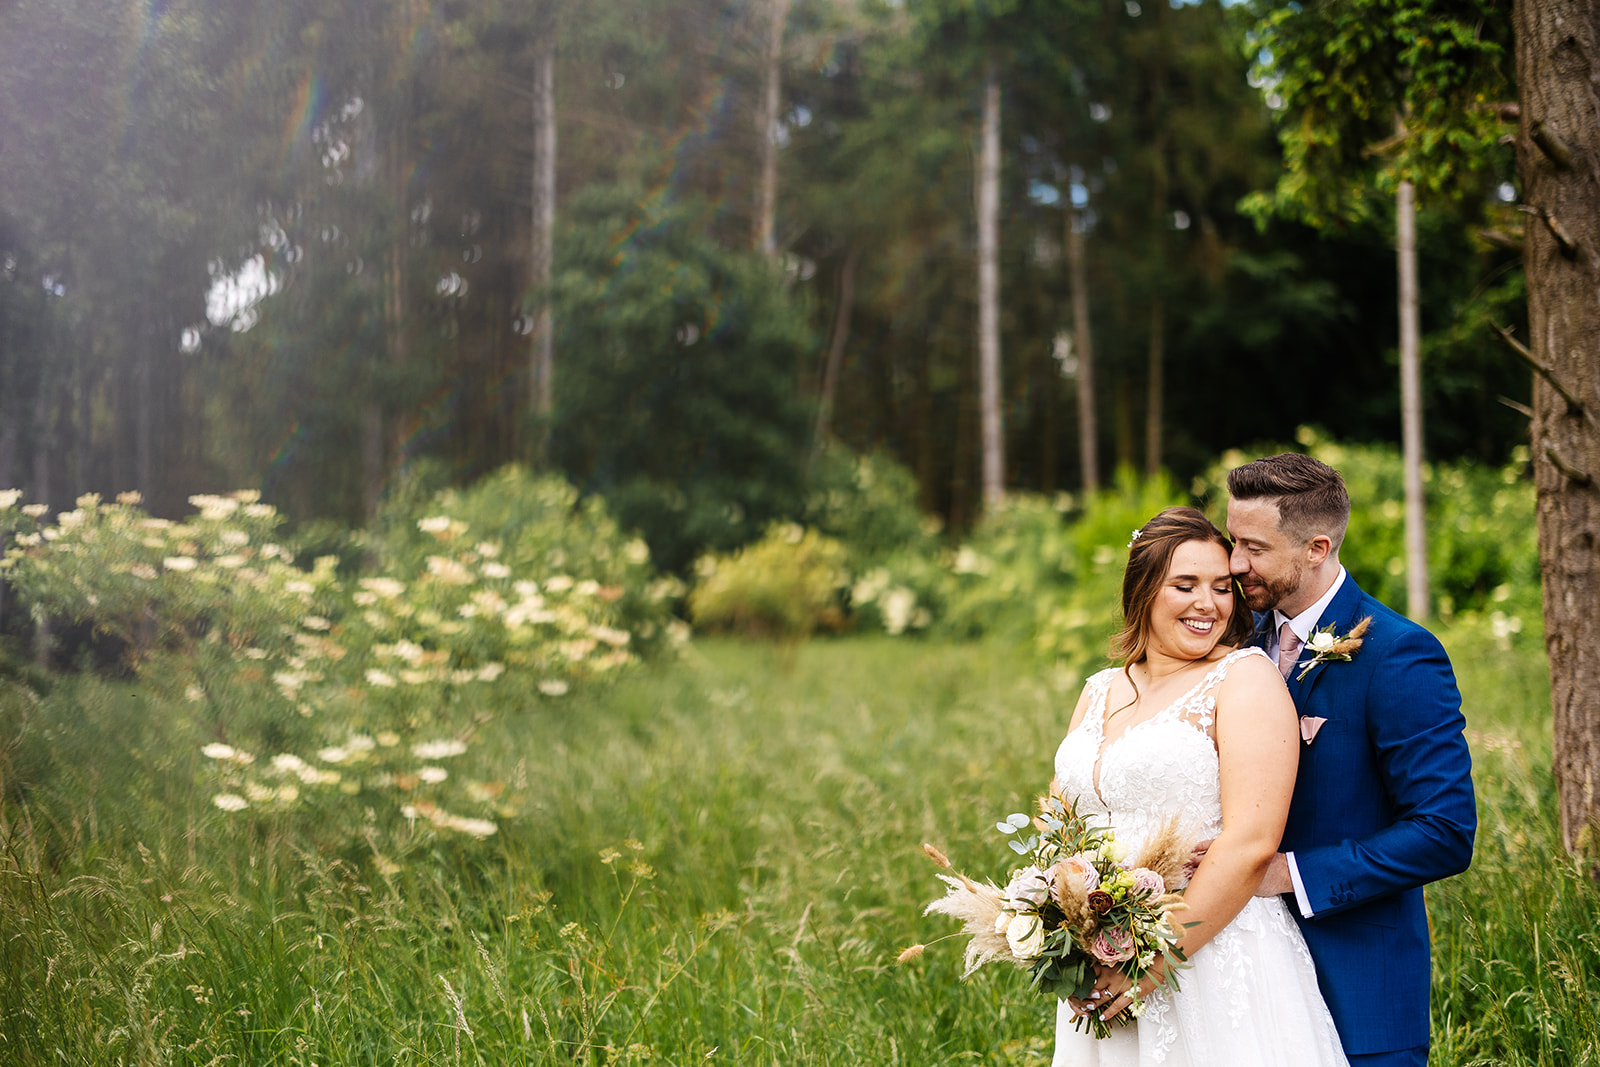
[1145,297,1165,478]
[531,32,557,430]
[811,244,859,463]
[1066,206,1098,494]
[753,0,789,257]
[1397,177,1428,620]
[977,57,1003,509]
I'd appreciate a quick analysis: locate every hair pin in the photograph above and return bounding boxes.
[1126,528,1143,549]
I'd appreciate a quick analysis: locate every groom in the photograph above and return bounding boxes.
[1224,453,1476,1067]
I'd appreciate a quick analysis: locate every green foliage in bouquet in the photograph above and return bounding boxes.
[918,796,1192,1038]
[688,524,851,638]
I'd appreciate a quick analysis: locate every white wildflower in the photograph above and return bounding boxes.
[419,766,449,784]
[426,556,474,585]
[482,562,511,579]
[302,616,332,631]
[21,503,48,517]
[202,743,238,761]
[413,739,468,760]
[365,669,397,688]
[477,662,505,682]
[538,679,569,697]
[212,794,249,812]
[418,515,453,534]
[163,556,199,572]
[360,577,406,599]
[0,489,22,509]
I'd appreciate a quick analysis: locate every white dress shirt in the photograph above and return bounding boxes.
[1271,566,1347,917]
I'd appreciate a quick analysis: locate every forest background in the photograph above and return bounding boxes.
[0,0,1530,559]
[6,0,1600,1064]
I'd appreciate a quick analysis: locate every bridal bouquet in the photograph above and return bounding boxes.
[909,795,1192,1036]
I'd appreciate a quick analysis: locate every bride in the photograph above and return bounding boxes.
[1050,507,1346,1067]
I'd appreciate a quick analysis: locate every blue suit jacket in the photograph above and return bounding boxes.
[1259,577,1476,1055]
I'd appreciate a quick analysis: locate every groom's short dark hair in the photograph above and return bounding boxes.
[1227,453,1350,549]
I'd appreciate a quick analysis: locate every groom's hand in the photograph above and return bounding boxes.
[1255,852,1294,896]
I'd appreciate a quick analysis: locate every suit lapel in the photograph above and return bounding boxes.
[1288,576,1368,704]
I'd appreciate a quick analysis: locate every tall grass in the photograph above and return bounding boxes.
[2,619,1595,1064]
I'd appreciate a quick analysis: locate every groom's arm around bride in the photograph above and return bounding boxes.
[1225,453,1476,1067]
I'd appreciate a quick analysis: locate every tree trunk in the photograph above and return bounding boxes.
[1397,178,1429,620]
[1067,206,1098,494]
[531,31,557,434]
[1514,0,1600,867]
[811,243,859,464]
[977,57,1003,510]
[753,0,789,257]
[1145,296,1165,478]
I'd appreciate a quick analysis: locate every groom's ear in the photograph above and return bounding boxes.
[1306,533,1334,566]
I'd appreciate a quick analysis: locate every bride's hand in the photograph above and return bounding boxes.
[1087,962,1160,1023]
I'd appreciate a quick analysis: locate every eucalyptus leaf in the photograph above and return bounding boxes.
[996,821,1018,834]
[1006,813,1031,829]
[1008,839,1030,855]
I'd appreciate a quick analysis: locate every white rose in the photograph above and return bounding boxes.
[1004,866,1050,910]
[1006,913,1045,959]
[1308,630,1336,652]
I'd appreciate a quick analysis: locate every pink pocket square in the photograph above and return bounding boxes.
[1300,716,1328,744]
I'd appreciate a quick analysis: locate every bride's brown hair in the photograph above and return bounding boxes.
[1114,506,1253,674]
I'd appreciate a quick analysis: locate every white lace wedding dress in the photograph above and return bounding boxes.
[1051,647,1348,1067]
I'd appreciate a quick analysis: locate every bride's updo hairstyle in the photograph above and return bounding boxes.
[1114,506,1253,667]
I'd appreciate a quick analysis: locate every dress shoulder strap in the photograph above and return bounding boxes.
[1169,647,1270,730]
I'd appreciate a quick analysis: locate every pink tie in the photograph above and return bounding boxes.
[1278,621,1302,679]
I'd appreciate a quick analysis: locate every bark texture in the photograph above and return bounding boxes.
[1515,0,1600,863]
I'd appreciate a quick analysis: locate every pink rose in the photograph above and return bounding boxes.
[1130,867,1166,898]
[1090,925,1136,965]
[1050,852,1100,900]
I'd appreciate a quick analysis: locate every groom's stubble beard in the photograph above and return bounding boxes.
[1241,559,1304,613]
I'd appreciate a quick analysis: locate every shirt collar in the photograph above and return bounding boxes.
[1273,566,1347,644]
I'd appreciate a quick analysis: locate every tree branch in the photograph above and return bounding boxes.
[1477,228,1524,253]
[1497,395,1534,418]
[1530,119,1576,170]
[1545,443,1593,486]
[1493,324,1600,437]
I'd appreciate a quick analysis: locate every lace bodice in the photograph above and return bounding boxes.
[1054,647,1268,858]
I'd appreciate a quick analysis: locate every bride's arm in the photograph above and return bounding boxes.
[1091,654,1297,1016]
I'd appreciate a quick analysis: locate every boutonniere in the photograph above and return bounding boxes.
[1295,616,1373,682]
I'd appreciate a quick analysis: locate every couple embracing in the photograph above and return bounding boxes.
[1050,453,1476,1067]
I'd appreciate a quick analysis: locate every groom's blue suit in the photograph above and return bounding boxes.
[1258,576,1476,1059]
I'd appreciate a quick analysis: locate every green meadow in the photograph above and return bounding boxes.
[3,613,1595,1065]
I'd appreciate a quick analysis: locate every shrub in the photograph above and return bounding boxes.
[0,475,684,846]
[549,184,814,573]
[688,524,849,638]
[1194,429,1538,619]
